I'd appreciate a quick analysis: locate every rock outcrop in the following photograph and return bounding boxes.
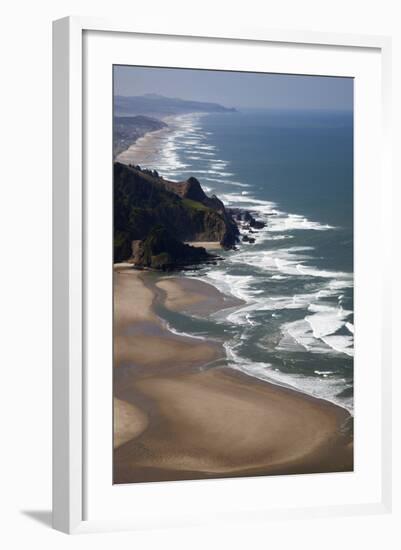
[113,163,239,266]
[132,225,212,270]
[230,208,266,230]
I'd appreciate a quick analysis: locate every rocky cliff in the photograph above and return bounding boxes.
[113,162,239,266]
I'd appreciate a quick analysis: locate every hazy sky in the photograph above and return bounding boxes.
[114,65,353,111]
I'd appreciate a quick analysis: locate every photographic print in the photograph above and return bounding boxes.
[113,66,354,484]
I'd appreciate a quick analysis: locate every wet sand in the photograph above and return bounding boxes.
[155,276,242,315]
[184,241,222,250]
[113,267,353,483]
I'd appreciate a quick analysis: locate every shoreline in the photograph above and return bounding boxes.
[115,125,172,166]
[115,113,191,167]
[113,267,353,483]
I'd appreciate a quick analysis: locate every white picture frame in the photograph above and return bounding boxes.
[52,16,392,534]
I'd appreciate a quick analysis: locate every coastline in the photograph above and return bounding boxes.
[115,114,184,166]
[113,267,353,483]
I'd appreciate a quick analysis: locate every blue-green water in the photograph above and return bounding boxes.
[139,109,354,412]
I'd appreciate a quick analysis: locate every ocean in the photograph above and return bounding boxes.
[136,109,354,412]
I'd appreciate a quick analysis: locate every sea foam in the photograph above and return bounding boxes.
[138,111,354,411]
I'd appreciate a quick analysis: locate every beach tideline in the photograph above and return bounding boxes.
[113,267,353,484]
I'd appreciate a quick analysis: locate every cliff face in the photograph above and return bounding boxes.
[164,176,224,210]
[113,163,239,264]
[162,175,238,246]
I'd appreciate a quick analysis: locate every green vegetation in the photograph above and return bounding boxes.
[182,198,211,211]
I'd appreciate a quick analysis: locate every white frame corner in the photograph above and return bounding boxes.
[52,16,392,534]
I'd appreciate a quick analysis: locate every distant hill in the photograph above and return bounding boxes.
[114,93,236,117]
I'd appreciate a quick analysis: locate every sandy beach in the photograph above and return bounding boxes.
[113,267,353,484]
[115,114,180,166]
[155,275,242,315]
[184,241,222,250]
